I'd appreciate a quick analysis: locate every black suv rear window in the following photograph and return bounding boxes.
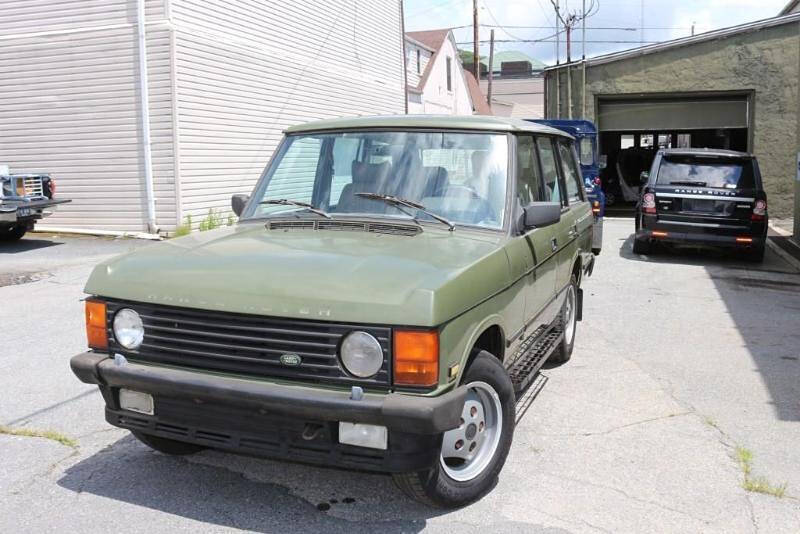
[656,156,756,190]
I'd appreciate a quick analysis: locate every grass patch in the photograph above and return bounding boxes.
[198,208,223,231]
[703,416,719,429]
[0,425,77,448]
[735,446,787,498]
[173,214,192,237]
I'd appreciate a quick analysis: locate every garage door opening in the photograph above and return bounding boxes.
[596,95,750,212]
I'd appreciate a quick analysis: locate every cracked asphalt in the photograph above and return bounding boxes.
[2,221,800,533]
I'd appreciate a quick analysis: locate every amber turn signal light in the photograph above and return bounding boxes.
[85,299,108,350]
[394,330,438,387]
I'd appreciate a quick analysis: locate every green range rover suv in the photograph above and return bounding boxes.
[71,115,596,507]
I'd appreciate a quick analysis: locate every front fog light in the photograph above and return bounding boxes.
[119,389,154,415]
[113,308,144,349]
[339,422,387,450]
[340,331,383,378]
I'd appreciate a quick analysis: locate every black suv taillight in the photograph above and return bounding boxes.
[642,192,656,214]
[751,199,766,221]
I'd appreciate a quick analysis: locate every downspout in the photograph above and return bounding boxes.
[137,0,158,234]
[399,0,409,114]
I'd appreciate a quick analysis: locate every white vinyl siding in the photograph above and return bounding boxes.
[170,0,405,226]
[0,0,166,34]
[0,24,177,231]
[405,42,431,89]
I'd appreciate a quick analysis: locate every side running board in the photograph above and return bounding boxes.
[507,325,564,393]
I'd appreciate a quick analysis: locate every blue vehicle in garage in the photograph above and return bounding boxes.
[528,119,604,254]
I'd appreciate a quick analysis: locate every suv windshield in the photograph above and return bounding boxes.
[243,131,509,229]
[656,156,756,189]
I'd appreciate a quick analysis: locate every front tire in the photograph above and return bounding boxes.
[550,275,578,364]
[132,431,206,455]
[0,225,27,242]
[392,351,515,508]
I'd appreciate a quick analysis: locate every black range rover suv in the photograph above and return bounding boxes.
[634,148,768,262]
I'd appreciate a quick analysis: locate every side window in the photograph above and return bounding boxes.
[536,137,563,206]
[329,137,361,205]
[263,136,321,203]
[516,135,543,205]
[557,140,583,204]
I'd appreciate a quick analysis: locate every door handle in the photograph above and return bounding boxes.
[551,237,558,252]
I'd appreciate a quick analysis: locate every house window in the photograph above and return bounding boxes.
[416,49,421,74]
[446,57,452,91]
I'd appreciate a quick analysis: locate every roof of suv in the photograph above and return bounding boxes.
[285,114,571,137]
[660,148,754,158]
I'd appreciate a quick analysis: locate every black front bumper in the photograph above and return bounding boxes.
[71,352,466,472]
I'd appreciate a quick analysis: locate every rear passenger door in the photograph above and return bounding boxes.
[554,137,592,291]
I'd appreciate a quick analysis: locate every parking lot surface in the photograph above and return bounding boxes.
[2,221,800,533]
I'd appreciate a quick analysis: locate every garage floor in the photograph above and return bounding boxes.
[2,223,800,533]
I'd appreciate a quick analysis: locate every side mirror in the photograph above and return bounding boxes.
[523,202,561,230]
[639,171,650,185]
[598,155,607,170]
[231,194,249,217]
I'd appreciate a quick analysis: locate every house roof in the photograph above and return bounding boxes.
[481,50,546,70]
[545,12,800,70]
[285,115,571,137]
[404,35,436,53]
[463,71,492,115]
[780,0,800,15]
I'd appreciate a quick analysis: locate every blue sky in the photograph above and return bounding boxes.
[404,0,791,64]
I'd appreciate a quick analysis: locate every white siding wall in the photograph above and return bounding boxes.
[405,41,432,89]
[0,0,177,232]
[170,0,406,226]
[418,35,473,115]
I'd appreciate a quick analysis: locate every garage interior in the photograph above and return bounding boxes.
[596,93,751,210]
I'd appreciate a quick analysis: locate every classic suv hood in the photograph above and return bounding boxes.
[85,222,510,326]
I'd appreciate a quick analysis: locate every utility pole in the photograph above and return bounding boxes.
[555,0,560,64]
[487,29,494,107]
[691,21,695,36]
[566,20,571,62]
[473,0,479,79]
[582,0,586,59]
[582,0,586,117]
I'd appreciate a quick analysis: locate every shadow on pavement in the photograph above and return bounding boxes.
[617,233,800,422]
[0,237,63,254]
[58,434,439,533]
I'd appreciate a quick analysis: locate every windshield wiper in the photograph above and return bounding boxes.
[259,199,331,218]
[355,192,455,231]
[668,180,707,187]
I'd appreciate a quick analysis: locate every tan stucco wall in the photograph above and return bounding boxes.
[546,21,800,220]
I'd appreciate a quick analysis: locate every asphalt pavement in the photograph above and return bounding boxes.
[1,222,799,533]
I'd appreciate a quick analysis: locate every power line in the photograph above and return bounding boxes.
[457,38,660,44]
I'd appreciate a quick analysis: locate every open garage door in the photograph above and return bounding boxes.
[596,95,751,211]
[597,96,749,132]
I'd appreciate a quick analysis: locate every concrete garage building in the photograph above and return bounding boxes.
[544,12,800,241]
[0,0,406,234]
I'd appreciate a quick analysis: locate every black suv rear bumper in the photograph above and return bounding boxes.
[71,351,465,472]
[638,216,766,249]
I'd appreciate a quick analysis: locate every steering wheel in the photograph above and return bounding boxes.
[440,185,497,224]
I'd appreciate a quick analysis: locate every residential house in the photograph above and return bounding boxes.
[404,29,488,115]
[0,0,406,234]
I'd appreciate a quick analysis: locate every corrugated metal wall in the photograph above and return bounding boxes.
[0,0,177,232]
[170,0,406,227]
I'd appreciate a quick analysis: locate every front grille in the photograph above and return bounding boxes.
[105,300,392,388]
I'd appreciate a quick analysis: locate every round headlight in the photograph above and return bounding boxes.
[340,331,383,378]
[113,308,144,350]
